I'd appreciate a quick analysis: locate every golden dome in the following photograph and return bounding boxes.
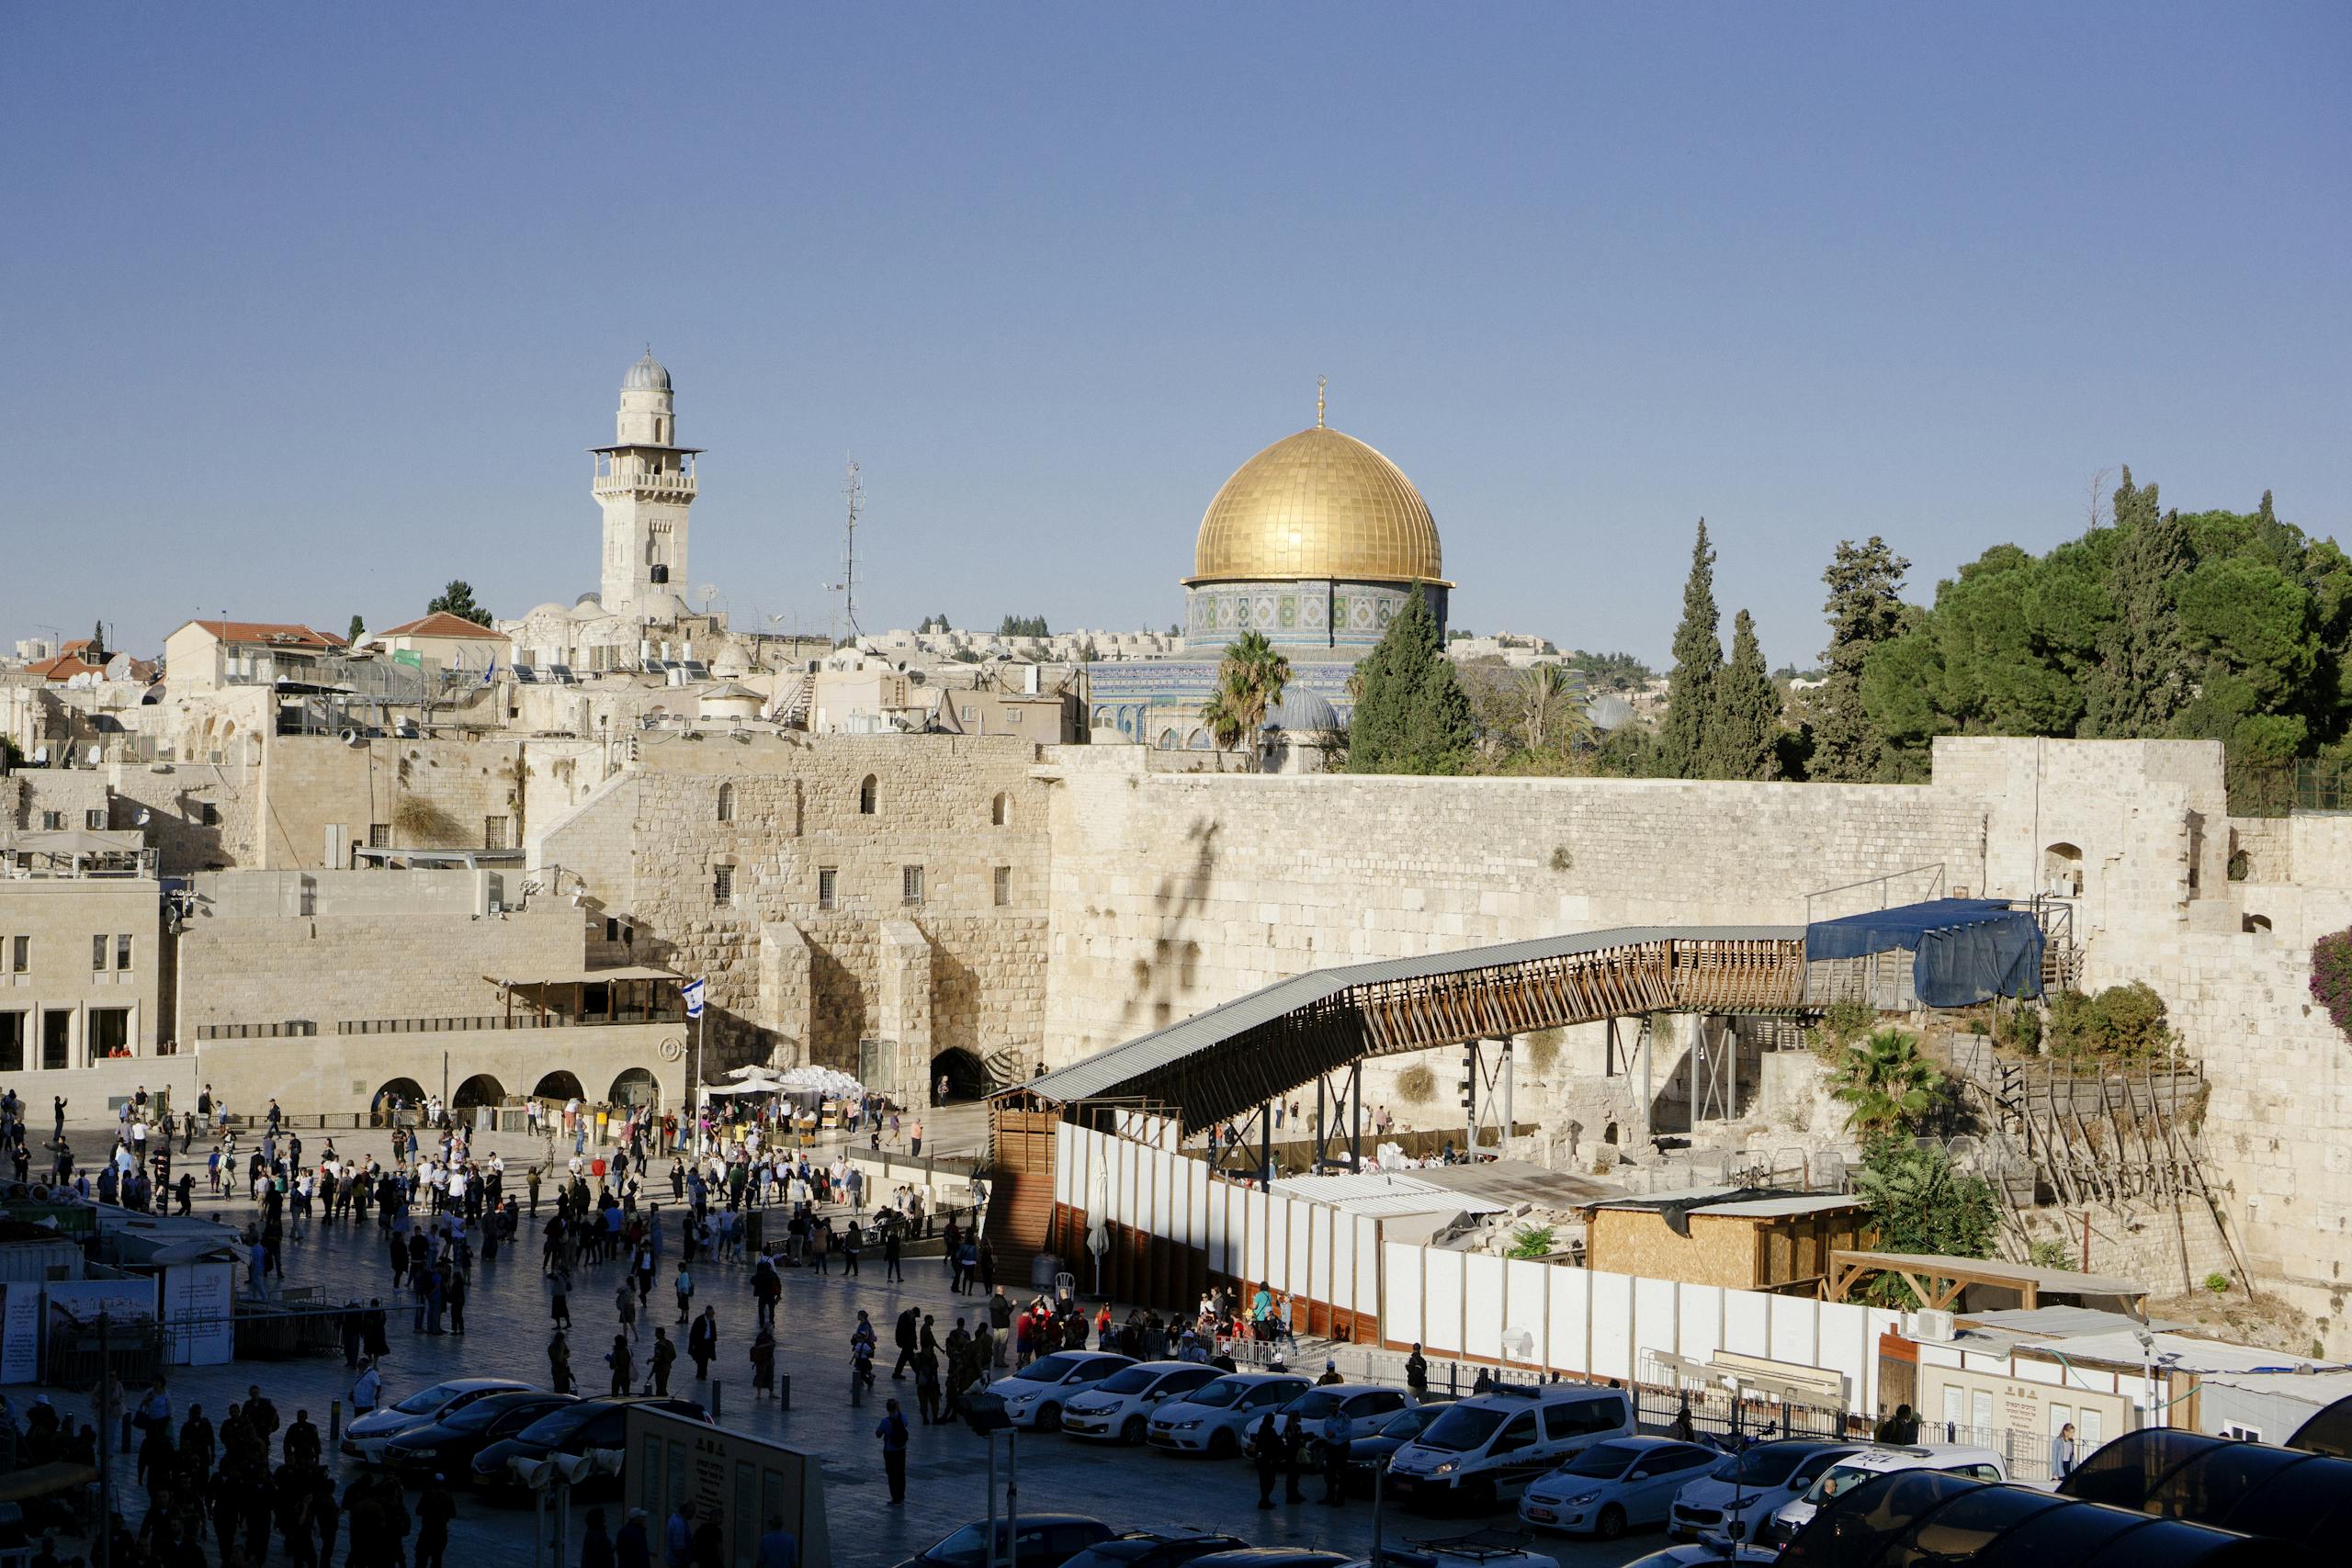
[1189,423,1446,586]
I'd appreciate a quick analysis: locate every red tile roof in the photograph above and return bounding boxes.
[25,654,100,681]
[183,620,345,649]
[376,611,509,639]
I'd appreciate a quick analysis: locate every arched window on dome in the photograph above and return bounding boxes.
[990,792,1010,828]
[1187,728,1213,750]
[858,774,877,816]
[1158,729,1179,750]
[716,783,736,823]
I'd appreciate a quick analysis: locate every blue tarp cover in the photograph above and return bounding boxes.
[1804,897,2044,1007]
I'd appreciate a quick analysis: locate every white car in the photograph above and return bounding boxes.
[988,1350,1136,1431]
[1146,1371,1311,1457]
[1058,1360,1224,1443]
[1668,1438,1859,1546]
[339,1377,528,1463]
[1764,1443,2007,1548]
[1619,1547,1778,1567]
[1517,1437,1719,1539]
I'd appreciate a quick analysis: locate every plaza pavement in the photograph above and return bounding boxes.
[22,1118,1662,1568]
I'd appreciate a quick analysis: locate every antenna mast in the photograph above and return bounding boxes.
[841,454,864,642]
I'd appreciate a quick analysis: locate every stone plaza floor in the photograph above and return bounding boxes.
[21,1121,1666,1568]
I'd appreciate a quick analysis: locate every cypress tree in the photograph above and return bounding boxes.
[2084,467,2193,736]
[1657,519,1724,778]
[1707,609,1783,781]
[1813,536,1911,781]
[1344,585,1474,774]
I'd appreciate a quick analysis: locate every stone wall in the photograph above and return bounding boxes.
[173,898,583,1035]
[527,733,1053,1077]
[257,735,531,869]
[1035,745,1989,1066]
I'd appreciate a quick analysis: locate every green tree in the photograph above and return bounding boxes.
[347,615,367,645]
[1345,584,1475,774]
[1830,1028,1945,1135]
[1854,1136,2000,1303]
[1657,519,1724,778]
[1813,536,1911,780]
[2083,468,2193,736]
[427,581,493,626]
[1704,609,1782,780]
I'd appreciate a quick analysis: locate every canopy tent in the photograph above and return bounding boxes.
[2060,1428,2352,1546]
[1805,897,2045,1007]
[2289,1393,2352,1456]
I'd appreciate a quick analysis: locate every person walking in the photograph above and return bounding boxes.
[350,1358,382,1416]
[893,1307,920,1380]
[875,1398,910,1505]
[689,1307,718,1381]
[1320,1406,1353,1505]
[884,1223,903,1282]
[414,1483,456,1568]
[582,1508,616,1568]
[1281,1411,1308,1503]
[549,1330,575,1393]
[1405,1344,1429,1399]
[2049,1421,2079,1481]
[751,1325,777,1399]
[1251,1413,1284,1508]
[650,1328,677,1396]
[673,1262,694,1325]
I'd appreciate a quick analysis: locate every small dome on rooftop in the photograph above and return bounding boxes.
[623,349,672,391]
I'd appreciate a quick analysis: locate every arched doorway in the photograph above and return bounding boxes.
[452,1074,505,1111]
[930,1047,990,1105]
[534,1070,586,1101]
[372,1077,426,1125]
[2044,842,2084,897]
[609,1067,661,1110]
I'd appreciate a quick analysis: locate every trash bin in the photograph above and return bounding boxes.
[1029,1252,1061,1290]
[745,1210,765,1254]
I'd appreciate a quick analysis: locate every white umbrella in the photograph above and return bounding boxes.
[1087,1158,1111,1292]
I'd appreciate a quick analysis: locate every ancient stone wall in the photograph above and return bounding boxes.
[257,735,530,869]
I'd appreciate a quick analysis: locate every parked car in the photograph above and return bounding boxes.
[1667,1438,1860,1546]
[1187,1551,1349,1568]
[1060,1361,1225,1443]
[342,1378,530,1463]
[1384,1384,1634,1511]
[1517,1437,1719,1539]
[1146,1372,1313,1458]
[1763,1443,2007,1546]
[989,1351,1138,1432]
[1055,1534,1250,1568]
[892,1515,1115,1568]
[382,1391,578,1484]
[1283,1384,1416,1466]
[1327,1542,1560,1568]
[1619,1547,1777,1567]
[469,1396,709,1496]
[1340,1403,1454,1492]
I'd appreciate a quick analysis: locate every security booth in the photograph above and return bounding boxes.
[624,1404,831,1568]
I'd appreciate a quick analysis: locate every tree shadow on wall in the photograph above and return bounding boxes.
[1118,817,1218,1034]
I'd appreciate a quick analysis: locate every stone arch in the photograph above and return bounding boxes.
[371,1077,426,1118]
[2243,913,2272,934]
[1157,728,1179,750]
[2043,842,2085,898]
[858,774,877,815]
[931,1046,991,1104]
[533,1070,586,1100]
[609,1067,661,1108]
[717,782,736,823]
[991,792,1010,827]
[452,1073,505,1111]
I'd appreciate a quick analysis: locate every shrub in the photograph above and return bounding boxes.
[1508,1224,1556,1259]
[1822,999,1876,1044]
[2312,930,2352,1040]
[1549,845,1573,872]
[2002,1005,2043,1052]
[2045,983,2177,1063]
[1854,1136,1999,1306]
[1396,1064,1437,1104]
[1522,1029,1563,1075]
[1830,1029,1946,1135]
[2027,1238,2076,1271]
[2203,1271,2231,1295]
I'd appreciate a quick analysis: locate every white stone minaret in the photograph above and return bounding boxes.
[594,349,701,620]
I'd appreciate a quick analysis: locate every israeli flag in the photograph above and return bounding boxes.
[681,978,706,1018]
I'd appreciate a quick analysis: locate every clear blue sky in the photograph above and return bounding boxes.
[4,3,2346,668]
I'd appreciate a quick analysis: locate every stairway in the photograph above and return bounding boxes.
[772,672,814,728]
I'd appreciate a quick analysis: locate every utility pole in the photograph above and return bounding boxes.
[838,455,864,645]
[96,1311,112,1568]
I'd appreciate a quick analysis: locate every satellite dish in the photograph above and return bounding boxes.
[696,582,719,610]
[135,808,152,826]
[1501,1325,1537,1363]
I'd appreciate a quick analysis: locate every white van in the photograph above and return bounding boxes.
[1762,1443,2007,1546]
[1383,1384,1634,1510]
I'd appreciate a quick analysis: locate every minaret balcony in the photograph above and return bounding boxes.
[594,466,698,499]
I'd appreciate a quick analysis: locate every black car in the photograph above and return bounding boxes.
[1057,1534,1251,1568]
[894,1515,1115,1568]
[383,1391,577,1484]
[1344,1404,1453,1490]
[469,1396,707,1497]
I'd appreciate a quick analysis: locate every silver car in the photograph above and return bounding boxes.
[1518,1438,1718,1540]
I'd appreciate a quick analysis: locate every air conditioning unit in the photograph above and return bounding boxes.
[1907,1308,1957,1343]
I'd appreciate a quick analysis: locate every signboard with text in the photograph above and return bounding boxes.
[624,1406,831,1568]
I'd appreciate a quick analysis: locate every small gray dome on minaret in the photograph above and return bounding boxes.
[622,349,672,391]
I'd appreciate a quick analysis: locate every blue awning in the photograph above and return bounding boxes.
[1805,897,2044,1007]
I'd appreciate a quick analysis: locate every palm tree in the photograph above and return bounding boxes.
[1203,631,1292,768]
[1831,1028,1945,1135]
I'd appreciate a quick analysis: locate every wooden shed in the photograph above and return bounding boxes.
[1578,1188,1871,1293]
